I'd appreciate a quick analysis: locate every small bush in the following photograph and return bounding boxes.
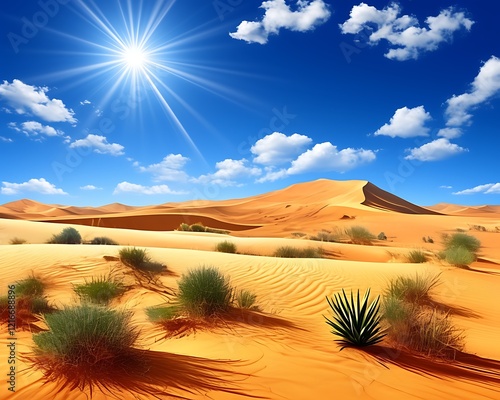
[443,233,481,254]
[73,275,126,305]
[47,227,82,244]
[215,241,237,253]
[10,237,27,245]
[190,223,206,232]
[310,228,346,243]
[178,223,190,231]
[324,289,386,350]
[16,275,45,297]
[33,304,138,366]
[89,236,118,245]
[381,295,416,327]
[406,250,427,263]
[385,273,440,304]
[29,297,53,314]
[119,247,166,273]
[235,289,258,310]
[345,226,375,245]
[178,266,232,317]
[145,305,180,323]
[444,247,475,268]
[377,232,387,240]
[273,246,322,258]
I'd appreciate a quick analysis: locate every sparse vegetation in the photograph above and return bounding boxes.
[215,240,237,254]
[73,274,126,305]
[145,305,181,322]
[177,266,232,317]
[273,246,322,258]
[15,275,45,297]
[235,289,258,310]
[310,227,346,243]
[442,232,480,268]
[406,250,428,263]
[345,226,375,245]
[324,289,386,350]
[88,236,119,245]
[443,246,476,268]
[177,222,229,235]
[47,227,82,244]
[377,232,387,240]
[119,247,166,273]
[9,237,27,244]
[385,273,440,304]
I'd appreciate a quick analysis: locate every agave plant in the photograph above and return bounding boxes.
[324,288,386,350]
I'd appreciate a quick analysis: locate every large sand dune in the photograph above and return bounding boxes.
[1,179,500,399]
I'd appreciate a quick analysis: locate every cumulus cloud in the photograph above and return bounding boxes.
[113,182,185,195]
[230,0,331,44]
[445,56,500,127]
[374,106,431,138]
[69,134,124,156]
[453,183,500,195]
[1,178,67,195]
[404,138,467,161]
[437,127,463,139]
[9,121,63,137]
[80,185,101,191]
[340,3,473,61]
[251,132,313,165]
[138,154,189,182]
[0,79,76,123]
[258,142,376,182]
[194,159,261,187]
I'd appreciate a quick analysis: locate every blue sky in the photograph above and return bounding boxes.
[0,0,499,207]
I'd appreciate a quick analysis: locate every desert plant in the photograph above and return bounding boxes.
[15,275,45,297]
[273,246,322,258]
[345,226,375,245]
[385,273,440,304]
[324,289,386,350]
[205,227,230,234]
[89,236,118,245]
[406,250,428,263]
[235,289,258,310]
[377,232,387,240]
[9,237,27,244]
[29,297,53,314]
[73,275,126,305]
[310,227,346,243]
[47,227,82,244]
[178,266,232,317]
[381,295,417,327]
[119,247,165,273]
[145,305,181,323]
[33,304,138,366]
[178,223,191,231]
[215,241,237,254]
[444,246,475,268]
[443,233,481,254]
[190,223,206,232]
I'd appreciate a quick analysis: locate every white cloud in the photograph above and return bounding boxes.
[1,178,67,195]
[9,121,63,137]
[0,79,76,123]
[374,106,431,138]
[138,154,189,182]
[445,56,500,127]
[440,185,453,189]
[230,0,331,44]
[113,182,185,195]
[0,136,13,143]
[340,3,473,61]
[251,132,312,165]
[69,134,124,156]
[195,159,261,187]
[80,185,101,191]
[80,100,91,105]
[453,183,500,195]
[437,127,462,139]
[405,138,467,161]
[258,142,376,182]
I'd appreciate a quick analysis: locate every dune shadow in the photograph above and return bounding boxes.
[25,348,265,399]
[359,345,500,387]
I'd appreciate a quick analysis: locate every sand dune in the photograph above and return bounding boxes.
[1,179,500,399]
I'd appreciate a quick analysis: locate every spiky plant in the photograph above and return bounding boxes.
[324,289,386,350]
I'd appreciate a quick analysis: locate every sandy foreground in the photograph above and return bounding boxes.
[1,180,499,399]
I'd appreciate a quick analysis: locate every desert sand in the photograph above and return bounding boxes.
[1,179,499,399]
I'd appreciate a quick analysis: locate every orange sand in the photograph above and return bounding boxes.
[1,179,499,399]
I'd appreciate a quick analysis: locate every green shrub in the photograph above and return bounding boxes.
[406,250,428,263]
[273,246,322,258]
[29,297,53,314]
[235,289,258,310]
[385,273,440,304]
[444,247,475,268]
[89,236,118,245]
[119,247,166,273]
[73,275,126,305]
[33,304,138,366]
[381,295,416,327]
[145,305,180,322]
[178,266,232,317]
[310,228,345,243]
[9,237,27,245]
[178,223,191,231]
[443,233,481,254]
[190,223,206,232]
[215,241,237,253]
[47,227,82,244]
[15,275,45,297]
[345,226,375,245]
[324,289,386,350]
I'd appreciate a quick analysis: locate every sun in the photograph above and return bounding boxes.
[120,45,149,70]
